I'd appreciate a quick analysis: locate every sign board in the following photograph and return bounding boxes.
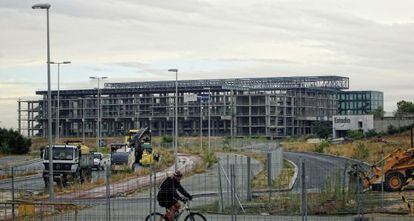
[332,115,374,131]
[197,94,210,102]
[184,93,198,102]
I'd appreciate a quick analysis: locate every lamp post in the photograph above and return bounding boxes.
[32,2,54,203]
[168,69,178,172]
[90,76,107,153]
[204,87,211,155]
[200,99,203,150]
[50,61,71,143]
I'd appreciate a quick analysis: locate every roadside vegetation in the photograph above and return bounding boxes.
[251,159,295,189]
[283,127,413,163]
[0,127,31,154]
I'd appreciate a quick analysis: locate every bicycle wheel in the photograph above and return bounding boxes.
[184,212,207,221]
[145,212,167,221]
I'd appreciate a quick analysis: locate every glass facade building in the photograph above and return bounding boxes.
[337,91,383,115]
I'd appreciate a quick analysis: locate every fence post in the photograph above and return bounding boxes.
[240,156,243,198]
[11,167,15,221]
[342,162,348,205]
[356,174,365,220]
[267,152,272,202]
[246,157,252,201]
[227,155,230,206]
[218,162,224,212]
[149,170,153,215]
[301,161,307,221]
[153,168,157,221]
[230,164,236,221]
[105,165,111,221]
[381,151,385,210]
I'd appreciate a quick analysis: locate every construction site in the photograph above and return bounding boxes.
[4,1,414,220]
[18,76,349,138]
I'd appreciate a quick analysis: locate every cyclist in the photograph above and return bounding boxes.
[157,171,193,221]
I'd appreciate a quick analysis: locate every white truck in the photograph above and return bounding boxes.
[93,152,105,170]
[42,142,93,187]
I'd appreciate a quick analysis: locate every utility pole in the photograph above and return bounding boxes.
[168,69,179,172]
[200,99,203,150]
[50,61,71,143]
[90,76,108,152]
[32,2,54,203]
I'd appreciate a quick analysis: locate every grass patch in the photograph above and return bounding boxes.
[251,159,295,189]
[281,129,414,163]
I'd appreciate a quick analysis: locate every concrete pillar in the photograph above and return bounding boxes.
[27,102,30,137]
[18,99,21,134]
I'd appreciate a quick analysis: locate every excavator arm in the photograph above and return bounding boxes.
[350,148,414,191]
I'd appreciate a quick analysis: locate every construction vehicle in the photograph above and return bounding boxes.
[109,127,154,172]
[125,127,152,164]
[41,141,93,187]
[110,143,136,172]
[351,148,414,191]
[93,152,105,170]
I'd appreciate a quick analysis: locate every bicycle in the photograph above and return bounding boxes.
[145,200,207,221]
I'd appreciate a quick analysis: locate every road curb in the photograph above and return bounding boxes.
[0,173,42,184]
[286,159,298,190]
[286,150,370,166]
[12,159,42,168]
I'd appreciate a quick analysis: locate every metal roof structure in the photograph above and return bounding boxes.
[36,76,349,95]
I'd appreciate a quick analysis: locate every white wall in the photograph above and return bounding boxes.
[332,115,374,138]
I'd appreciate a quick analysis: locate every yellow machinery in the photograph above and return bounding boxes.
[125,128,152,163]
[125,129,139,144]
[352,148,414,191]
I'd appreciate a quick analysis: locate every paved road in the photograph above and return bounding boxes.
[284,151,367,191]
[285,151,350,191]
[0,155,36,167]
[49,196,414,221]
[0,155,43,177]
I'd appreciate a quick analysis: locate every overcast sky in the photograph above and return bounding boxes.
[1,0,414,129]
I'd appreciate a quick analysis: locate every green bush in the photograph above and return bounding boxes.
[314,121,331,139]
[161,135,173,144]
[346,130,364,140]
[203,151,218,168]
[387,125,398,135]
[221,137,233,151]
[0,128,31,154]
[314,141,330,153]
[365,129,378,138]
[352,143,369,160]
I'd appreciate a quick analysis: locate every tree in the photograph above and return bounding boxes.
[395,100,414,116]
[313,121,331,139]
[0,128,31,154]
[369,106,385,118]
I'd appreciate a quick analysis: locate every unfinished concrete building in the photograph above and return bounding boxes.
[17,76,349,138]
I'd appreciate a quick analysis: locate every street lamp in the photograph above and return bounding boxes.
[204,87,211,155]
[50,61,71,143]
[90,76,108,153]
[32,2,54,203]
[168,69,178,172]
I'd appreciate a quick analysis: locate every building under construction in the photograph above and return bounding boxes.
[18,76,349,138]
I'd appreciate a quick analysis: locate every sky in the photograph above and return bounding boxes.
[1,0,414,129]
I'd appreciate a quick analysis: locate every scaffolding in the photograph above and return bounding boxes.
[19,76,348,138]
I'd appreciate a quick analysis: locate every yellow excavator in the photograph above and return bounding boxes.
[351,148,414,191]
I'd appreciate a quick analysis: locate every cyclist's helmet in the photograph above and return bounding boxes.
[174,171,183,178]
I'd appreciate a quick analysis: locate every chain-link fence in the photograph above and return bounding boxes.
[0,143,413,220]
